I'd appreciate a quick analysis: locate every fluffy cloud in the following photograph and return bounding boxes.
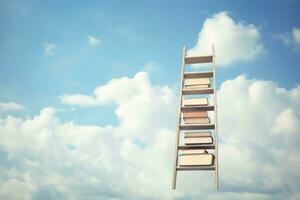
[218,76,300,197]
[59,94,98,107]
[61,72,177,142]
[42,42,56,56]
[274,27,300,51]
[1,72,300,199]
[0,102,24,111]
[292,28,300,45]
[188,11,264,66]
[88,35,101,46]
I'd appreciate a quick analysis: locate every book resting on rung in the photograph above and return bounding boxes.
[184,132,211,138]
[182,98,208,106]
[180,149,208,155]
[179,154,215,166]
[184,137,213,145]
[183,117,210,124]
[185,78,211,86]
[185,84,210,89]
[182,111,208,118]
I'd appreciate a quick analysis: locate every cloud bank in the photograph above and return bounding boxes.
[1,72,300,199]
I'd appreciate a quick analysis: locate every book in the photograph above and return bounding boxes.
[182,111,208,118]
[184,132,211,138]
[183,117,210,124]
[182,98,208,106]
[185,78,210,86]
[180,149,207,155]
[185,137,213,145]
[179,154,215,166]
[185,84,210,89]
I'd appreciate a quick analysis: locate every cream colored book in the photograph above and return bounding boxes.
[181,149,207,155]
[182,98,208,106]
[182,111,208,118]
[185,84,210,89]
[179,154,215,166]
[184,132,211,138]
[185,78,210,86]
[185,137,213,145]
[183,117,210,124]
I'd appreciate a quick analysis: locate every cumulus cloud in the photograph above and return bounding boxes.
[61,72,177,142]
[88,35,101,46]
[0,73,178,199]
[59,94,98,107]
[42,42,56,56]
[218,75,300,196]
[188,11,264,66]
[0,102,24,111]
[292,28,300,45]
[1,72,300,199]
[273,27,300,51]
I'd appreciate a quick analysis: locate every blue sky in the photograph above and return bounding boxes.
[1,0,299,122]
[0,1,300,200]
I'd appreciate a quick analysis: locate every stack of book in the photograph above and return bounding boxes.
[179,77,215,167]
[180,149,214,166]
[184,132,213,145]
[182,97,208,107]
[182,110,210,124]
[179,132,214,166]
[185,78,211,89]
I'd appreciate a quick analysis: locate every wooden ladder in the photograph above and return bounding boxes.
[172,45,219,189]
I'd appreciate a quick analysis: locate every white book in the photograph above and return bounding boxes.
[181,149,207,155]
[185,78,210,86]
[182,111,208,118]
[184,132,211,138]
[185,137,213,145]
[185,84,210,89]
[183,117,210,124]
[182,98,208,106]
[180,154,215,166]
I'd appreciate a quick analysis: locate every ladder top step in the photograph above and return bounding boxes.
[178,144,215,150]
[180,124,215,130]
[184,71,213,79]
[183,88,214,95]
[181,105,214,111]
[176,166,215,171]
[185,55,213,64]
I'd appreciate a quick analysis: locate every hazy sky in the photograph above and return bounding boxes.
[0,1,300,200]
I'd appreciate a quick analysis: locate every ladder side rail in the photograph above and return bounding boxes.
[172,46,186,189]
[212,44,219,189]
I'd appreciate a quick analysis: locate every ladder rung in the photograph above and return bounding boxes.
[184,71,213,79]
[177,166,215,171]
[185,56,213,64]
[180,124,215,130]
[182,88,214,95]
[178,144,215,150]
[181,105,214,111]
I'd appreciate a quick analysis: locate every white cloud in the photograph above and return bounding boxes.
[42,42,56,56]
[61,72,177,142]
[292,27,300,45]
[88,35,101,46]
[273,27,300,51]
[60,94,98,107]
[0,102,24,111]
[1,72,300,199]
[188,11,264,66]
